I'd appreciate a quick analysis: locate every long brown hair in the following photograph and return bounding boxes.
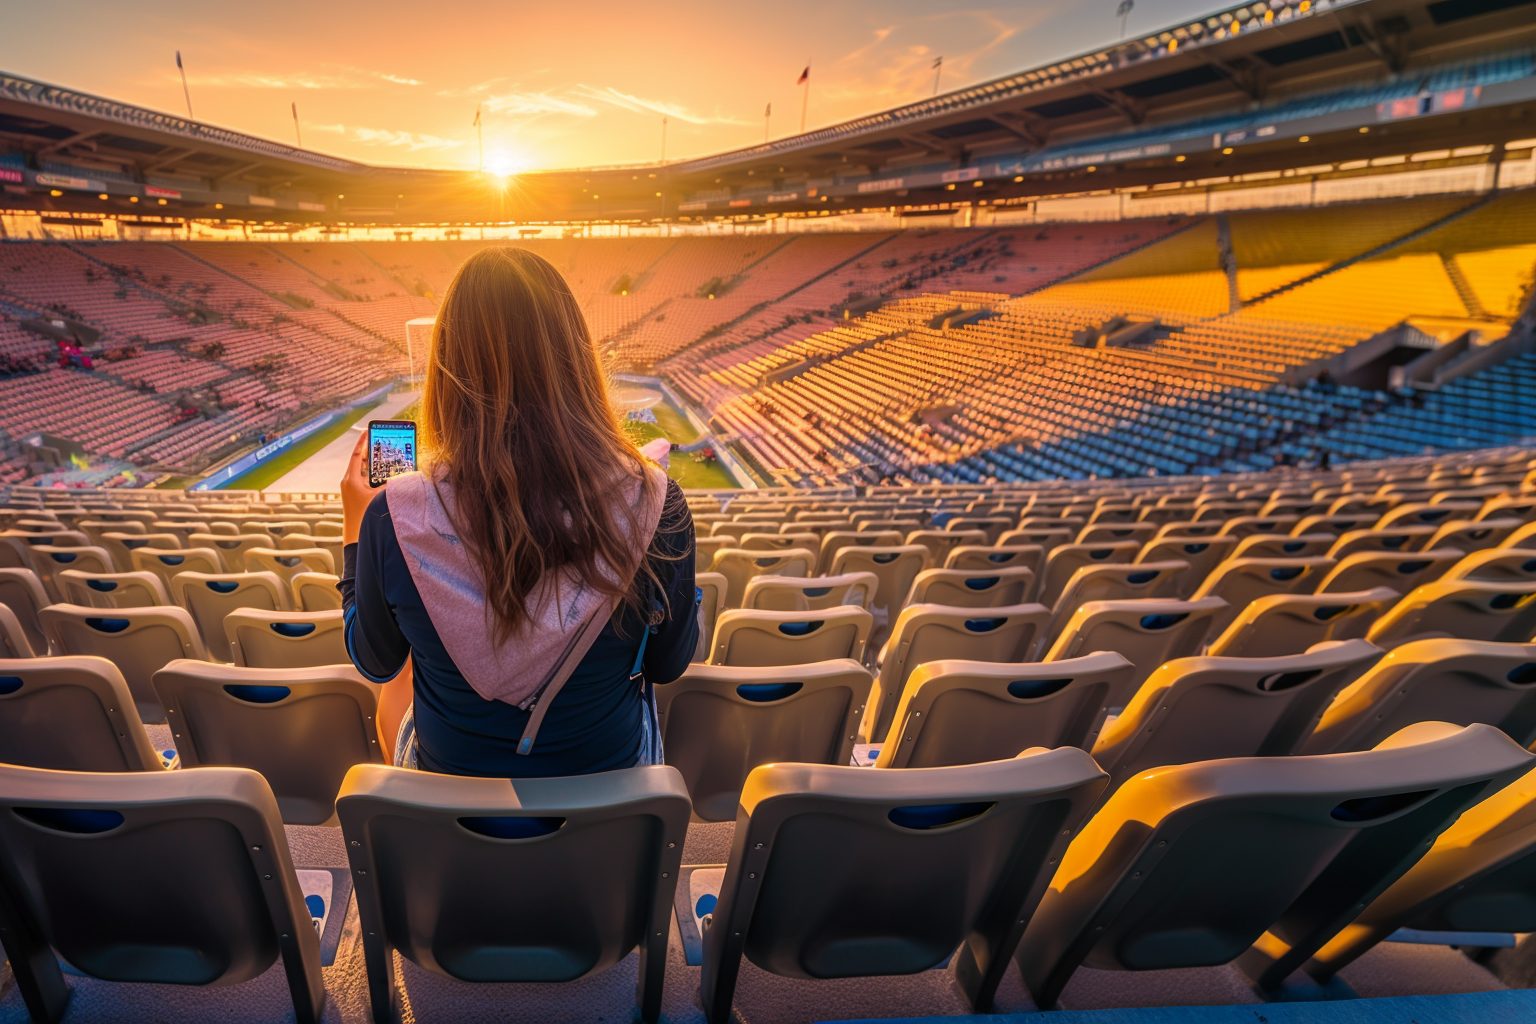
[420,246,665,640]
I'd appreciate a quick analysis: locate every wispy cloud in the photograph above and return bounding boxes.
[481,91,598,118]
[571,84,748,126]
[311,123,465,152]
[187,64,421,91]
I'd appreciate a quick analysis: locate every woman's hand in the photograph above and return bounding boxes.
[341,429,373,545]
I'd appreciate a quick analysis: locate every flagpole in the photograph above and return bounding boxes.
[176,51,194,119]
[474,104,483,172]
[799,60,810,134]
[764,103,771,143]
[291,102,302,147]
[932,56,943,97]
[661,116,668,163]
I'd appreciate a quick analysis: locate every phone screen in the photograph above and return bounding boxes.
[368,419,417,487]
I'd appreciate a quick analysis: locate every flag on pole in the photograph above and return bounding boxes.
[797,65,810,85]
[176,50,183,70]
[1116,0,1134,17]
[765,102,772,117]
[932,56,943,70]
[473,104,481,127]
[291,101,297,119]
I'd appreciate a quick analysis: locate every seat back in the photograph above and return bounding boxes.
[1317,548,1462,595]
[1308,638,1536,753]
[129,546,224,594]
[709,547,815,608]
[337,763,688,1020]
[1328,526,1436,560]
[242,547,335,584]
[1309,764,1536,977]
[742,571,878,613]
[828,544,930,627]
[1368,579,1536,649]
[291,572,342,611]
[1444,547,1536,583]
[1192,555,1337,635]
[1044,597,1227,708]
[905,528,986,566]
[1136,535,1236,592]
[57,569,169,610]
[1038,541,1141,608]
[1229,533,1336,561]
[816,530,903,574]
[38,603,206,721]
[172,571,290,657]
[0,604,30,657]
[0,567,51,655]
[875,652,1135,769]
[96,531,182,572]
[656,660,873,820]
[1015,722,1535,1007]
[0,762,324,1023]
[700,750,1107,1021]
[710,606,872,667]
[1091,640,1381,784]
[188,532,276,572]
[1426,518,1521,551]
[907,566,1035,608]
[27,544,115,597]
[1207,587,1399,659]
[0,656,164,771]
[694,571,726,663]
[869,603,1051,742]
[153,660,383,825]
[1046,560,1189,638]
[227,609,347,669]
[944,543,1045,576]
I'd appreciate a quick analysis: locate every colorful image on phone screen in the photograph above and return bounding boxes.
[368,420,417,487]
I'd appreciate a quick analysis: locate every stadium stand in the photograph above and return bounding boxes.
[1,442,1535,1022]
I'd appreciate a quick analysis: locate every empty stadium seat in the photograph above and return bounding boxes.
[1043,596,1227,706]
[1367,578,1536,649]
[291,572,342,611]
[710,547,816,608]
[129,545,223,594]
[741,571,877,612]
[242,546,336,584]
[710,606,872,667]
[1206,587,1399,658]
[171,570,291,658]
[905,565,1036,608]
[56,569,169,610]
[0,566,51,655]
[226,608,347,668]
[37,603,206,720]
[0,655,165,771]
[1316,548,1463,595]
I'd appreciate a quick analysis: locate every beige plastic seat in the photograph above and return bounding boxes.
[172,570,291,658]
[1219,514,1301,540]
[999,526,1077,559]
[828,543,930,630]
[739,530,820,554]
[694,571,726,663]
[1206,587,1399,659]
[741,571,877,612]
[1375,500,1481,531]
[1015,722,1535,1007]
[699,750,1108,1024]
[1037,541,1142,608]
[1192,555,1337,636]
[1328,526,1436,560]
[1367,579,1536,649]
[1045,559,1189,639]
[1307,639,1536,753]
[338,763,689,1024]
[1425,517,1521,552]
[1136,535,1236,593]
[906,566,1035,608]
[0,761,325,1023]
[1443,547,1536,583]
[695,534,729,572]
[38,603,207,721]
[1076,522,1158,546]
[189,531,276,571]
[0,656,165,771]
[1504,520,1536,550]
[1043,597,1227,707]
[906,528,986,566]
[656,660,873,820]
[815,529,903,573]
[1316,548,1462,595]
[867,602,1051,742]
[96,531,183,572]
[710,606,872,667]
[0,603,31,657]
[709,547,815,608]
[153,660,383,825]
[945,515,1013,543]
[944,543,1045,576]
[226,608,347,669]
[1091,640,1381,787]
[56,569,170,610]
[129,545,224,594]
[242,546,336,584]
[26,544,115,597]
[291,571,342,611]
[278,533,344,570]
[1308,765,1536,979]
[873,652,1136,769]
[0,566,51,655]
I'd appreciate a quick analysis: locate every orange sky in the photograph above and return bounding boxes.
[2,0,1221,171]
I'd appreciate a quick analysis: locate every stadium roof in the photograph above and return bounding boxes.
[2,0,1535,227]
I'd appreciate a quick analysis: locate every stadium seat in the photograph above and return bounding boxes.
[741,570,877,612]
[242,546,336,584]
[655,660,872,820]
[1307,638,1536,753]
[152,660,383,824]
[905,565,1035,608]
[828,543,930,630]
[943,542,1044,575]
[1328,527,1437,560]
[95,531,182,572]
[1205,587,1400,658]
[1015,722,1535,1008]
[1367,578,1536,649]
[694,571,726,663]
[56,569,170,610]
[710,606,872,667]
[226,608,347,669]
[698,750,1108,1023]
[1444,547,1536,583]
[1089,639,1381,787]
[872,651,1136,768]
[129,545,224,595]
[0,655,165,771]
[337,763,690,1024]
[1042,596,1227,706]
[1192,555,1337,636]
[291,571,342,611]
[867,602,1051,741]
[1316,548,1463,595]
[0,762,325,1024]
[1136,534,1236,592]
[0,603,31,657]
[0,566,51,655]
[709,547,816,608]
[1037,541,1142,608]
[1044,559,1189,639]
[905,528,986,566]
[171,570,291,658]
[37,603,206,720]
[188,532,277,572]
[26,544,115,598]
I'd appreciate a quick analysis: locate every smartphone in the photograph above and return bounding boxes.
[367,419,417,487]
